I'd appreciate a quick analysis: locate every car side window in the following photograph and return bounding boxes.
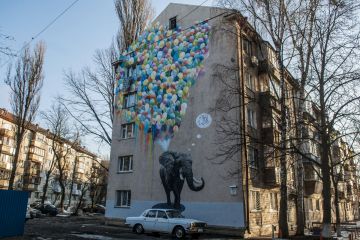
[146,210,157,218]
[157,210,167,219]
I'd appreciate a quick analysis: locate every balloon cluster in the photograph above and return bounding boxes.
[115,20,210,143]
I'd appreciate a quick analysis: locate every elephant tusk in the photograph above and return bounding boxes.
[180,173,184,180]
[193,177,203,184]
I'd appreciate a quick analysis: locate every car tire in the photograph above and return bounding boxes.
[173,226,185,239]
[134,224,144,234]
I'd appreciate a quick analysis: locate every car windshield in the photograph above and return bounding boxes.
[166,210,184,218]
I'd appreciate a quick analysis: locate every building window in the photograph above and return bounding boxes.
[248,147,259,168]
[169,16,177,30]
[247,108,256,128]
[118,156,133,172]
[315,199,320,211]
[123,92,136,109]
[246,72,254,90]
[121,123,135,139]
[308,198,313,211]
[116,190,131,207]
[243,39,252,55]
[250,190,261,210]
[269,192,278,210]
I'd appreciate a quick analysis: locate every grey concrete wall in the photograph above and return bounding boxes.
[106,3,245,228]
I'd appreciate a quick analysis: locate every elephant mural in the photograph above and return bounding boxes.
[159,151,205,209]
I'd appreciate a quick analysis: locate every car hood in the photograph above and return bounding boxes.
[168,218,205,224]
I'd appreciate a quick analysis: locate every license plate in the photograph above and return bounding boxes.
[198,228,203,232]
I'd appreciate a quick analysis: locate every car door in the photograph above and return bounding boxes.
[143,210,157,231]
[154,210,170,232]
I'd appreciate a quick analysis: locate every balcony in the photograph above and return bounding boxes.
[258,59,275,75]
[0,144,15,155]
[303,152,320,165]
[28,153,44,163]
[75,167,85,174]
[259,91,281,113]
[0,128,15,138]
[0,179,9,188]
[0,161,11,170]
[30,140,46,148]
[264,167,280,187]
[304,179,323,195]
[261,127,274,145]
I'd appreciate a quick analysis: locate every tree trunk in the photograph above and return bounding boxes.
[8,131,23,190]
[41,171,51,205]
[277,49,289,238]
[59,180,66,212]
[295,89,305,235]
[334,183,341,237]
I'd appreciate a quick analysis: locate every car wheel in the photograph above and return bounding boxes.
[134,224,144,234]
[174,226,185,239]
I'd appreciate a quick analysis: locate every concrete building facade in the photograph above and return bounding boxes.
[0,108,106,208]
[106,3,359,237]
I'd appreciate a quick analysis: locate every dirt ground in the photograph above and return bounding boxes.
[3,215,243,240]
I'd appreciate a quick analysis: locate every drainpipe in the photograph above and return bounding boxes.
[235,17,250,234]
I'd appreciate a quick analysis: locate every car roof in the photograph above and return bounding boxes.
[146,209,179,211]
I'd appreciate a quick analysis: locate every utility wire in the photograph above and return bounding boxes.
[178,0,211,23]
[1,0,80,69]
[120,11,230,58]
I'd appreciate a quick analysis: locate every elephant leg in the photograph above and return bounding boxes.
[160,169,172,205]
[174,181,184,209]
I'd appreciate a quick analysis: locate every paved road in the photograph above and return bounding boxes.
[3,215,242,240]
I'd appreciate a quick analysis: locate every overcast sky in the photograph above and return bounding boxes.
[0,0,215,157]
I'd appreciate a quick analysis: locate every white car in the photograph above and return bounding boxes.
[125,209,207,239]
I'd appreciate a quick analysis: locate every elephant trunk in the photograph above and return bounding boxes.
[185,172,204,191]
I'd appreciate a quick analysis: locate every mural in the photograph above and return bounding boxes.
[115,20,210,150]
[157,151,205,210]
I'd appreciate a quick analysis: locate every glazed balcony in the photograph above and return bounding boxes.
[30,140,45,148]
[0,144,15,156]
[0,179,9,188]
[264,166,280,187]
[304,179,323,195]
[28,153,44,163]
[0,128,15,138]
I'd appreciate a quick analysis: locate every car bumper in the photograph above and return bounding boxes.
[187,227,205,233]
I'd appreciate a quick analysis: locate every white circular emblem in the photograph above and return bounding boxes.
[196,113,212,128]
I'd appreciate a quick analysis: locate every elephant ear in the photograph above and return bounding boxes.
[159,151,176,168]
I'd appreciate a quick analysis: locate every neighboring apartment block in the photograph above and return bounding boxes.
[106,3,359,237]
[0,108,106,207]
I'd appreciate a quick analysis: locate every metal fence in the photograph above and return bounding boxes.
[0,190,28,238]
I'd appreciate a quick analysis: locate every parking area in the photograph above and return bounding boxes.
[3,215,243,240]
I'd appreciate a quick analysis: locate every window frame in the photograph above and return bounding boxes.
[115,190,131,208]
[121,122,135,139]
[117,155,133,173]
[169,16,177,30]
[250,190,261,211]
[123,92,137,109]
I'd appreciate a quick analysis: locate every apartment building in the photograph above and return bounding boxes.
[0,108,106,207]
[106,3,359,237]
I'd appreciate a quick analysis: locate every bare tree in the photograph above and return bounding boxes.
[5,42,45,190]
[40,153,57,205]
[306,1,360,237]
[114,0,154,52]
[61,1,153,153]
[42,101,81,212]
[284,1,319,235]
